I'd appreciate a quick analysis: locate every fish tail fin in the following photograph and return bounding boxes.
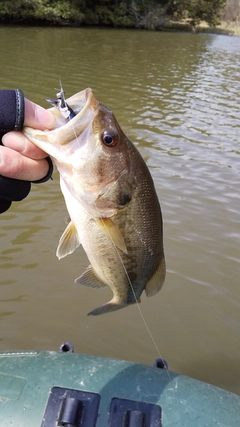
[88,299,127,316]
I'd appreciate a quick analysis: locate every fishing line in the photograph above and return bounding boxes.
[113,245,172,380]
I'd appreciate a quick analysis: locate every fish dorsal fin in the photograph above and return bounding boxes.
[56,220,80,259]
[75,266,106,288]
[145,256,166,297]
[96,218,128,254]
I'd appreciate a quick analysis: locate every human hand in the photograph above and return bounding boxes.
[1,98,55,181]
[0,91,55,213]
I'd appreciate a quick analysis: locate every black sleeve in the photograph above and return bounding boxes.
[0,89,25,135]
[0,89,53,214]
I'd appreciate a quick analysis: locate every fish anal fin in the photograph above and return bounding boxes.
[96,217,128,254]
[56,220,80,260]
[145,256,166,297]
[75,266,107,289]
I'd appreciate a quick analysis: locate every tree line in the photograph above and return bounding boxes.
[0,0,229,28]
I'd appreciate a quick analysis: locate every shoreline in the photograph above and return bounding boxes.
[195,21,240,36]
[149,20,240,36]
[0,19,238,37]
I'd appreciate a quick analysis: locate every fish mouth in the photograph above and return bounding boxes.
[23,88,99,148]
[65,88,97,118]
[55,88,99,146]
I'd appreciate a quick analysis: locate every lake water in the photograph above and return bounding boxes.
[0,26,239,396]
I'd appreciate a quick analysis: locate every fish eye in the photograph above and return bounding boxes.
[102,130,118,147]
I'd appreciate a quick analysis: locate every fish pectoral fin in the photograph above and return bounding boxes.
[56,220,80,259]
[145,256,166,297]
[96,217,128,254]
[75,266,107,289]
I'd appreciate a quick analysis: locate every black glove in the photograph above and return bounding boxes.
[0,89,53,214]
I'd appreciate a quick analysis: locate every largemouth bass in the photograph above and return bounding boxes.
[24,88,166,315]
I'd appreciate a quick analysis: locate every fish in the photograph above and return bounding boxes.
[23,88,166,315]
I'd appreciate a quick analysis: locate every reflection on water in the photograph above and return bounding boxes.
[0,27,239,395]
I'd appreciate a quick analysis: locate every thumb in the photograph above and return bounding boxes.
[24,98,55,130]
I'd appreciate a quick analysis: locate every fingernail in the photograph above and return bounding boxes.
[36,106,56,129]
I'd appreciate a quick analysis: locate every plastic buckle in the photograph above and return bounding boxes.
[41,386,100,427]
[108,397,162,427]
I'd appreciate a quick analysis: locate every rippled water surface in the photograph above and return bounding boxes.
[0,26,239,395]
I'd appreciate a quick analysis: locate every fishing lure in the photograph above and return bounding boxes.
[46,81,76,121]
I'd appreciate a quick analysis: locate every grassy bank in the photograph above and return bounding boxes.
[167,20,239,36]
[135,17,239,36]
[215,20,240,35]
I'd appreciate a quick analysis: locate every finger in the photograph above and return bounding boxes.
[0,146,49,181]
[2,131,47,160]
[24,98,55,130]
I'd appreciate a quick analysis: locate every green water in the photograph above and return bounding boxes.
[0,26,240,395]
